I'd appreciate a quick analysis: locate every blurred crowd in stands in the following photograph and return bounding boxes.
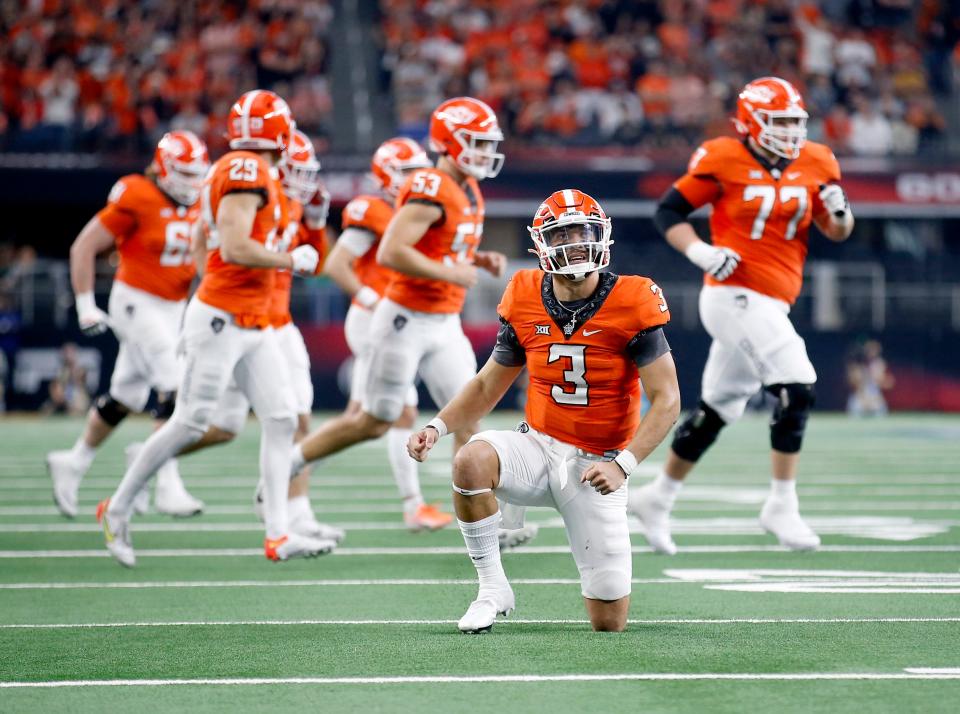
[378,0,958,156]
[0,0,334,155]
[0,0,957,159]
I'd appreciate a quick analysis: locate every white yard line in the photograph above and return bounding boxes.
[0,578,675,590]
[0,522,412,533]
[6,502,960,517]
[2,617,958,630]
[0,516,955,538]
[4,478,960,494]
[0,504,405,516]
[1,544,959,559]
[3,671,960,688]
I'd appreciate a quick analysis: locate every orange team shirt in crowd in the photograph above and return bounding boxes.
[672,136,841,305]
[196,150,282,328]
[340,194,396,307]
[498,269,671,455]
[385,167,485,314]
[268,193,328,328]
[96,174,199,302]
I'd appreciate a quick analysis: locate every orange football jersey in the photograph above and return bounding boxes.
[267,195,328,328]
[673,137,841,304]
[498,269,671,454]
[96,174,199,302]
[341,194,397,305]
[196,151,282,328]
[384,167,485,314]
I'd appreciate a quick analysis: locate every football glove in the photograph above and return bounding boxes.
[75,292,110,336]
[290,245,320,275]
[685,242,741,281]
[303,184,331,230]
[818,183,849,218]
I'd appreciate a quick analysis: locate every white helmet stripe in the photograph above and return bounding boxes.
[562,189,576,208]
[183,131,203,160]
[238,90,261,142]
[770,77,801,104]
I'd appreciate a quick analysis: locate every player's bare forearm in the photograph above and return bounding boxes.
[222,232,291,269]
[190,221,208,277]
[436,358,523,434]
[217,193,291,269]
[322,243,364,296]
[409,358,521,462]
[377,202,452,281]
[816,213,855,243]
[625,352,681,462]
[70,217,116,295]
[380,243,451,282]
[664,222,702,254]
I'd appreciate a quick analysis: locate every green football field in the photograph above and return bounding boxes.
[1,412,959,713]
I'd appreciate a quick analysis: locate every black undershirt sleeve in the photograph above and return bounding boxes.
[626,325,671,368]
[652,187,696,237]
[491,318,526,367]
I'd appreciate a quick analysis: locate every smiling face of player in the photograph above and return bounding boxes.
[545,223,600,268]
[543,223,603,297]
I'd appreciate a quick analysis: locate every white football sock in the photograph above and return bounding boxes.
[458,512,508,589]
[110,421,201,516]
[654,471,683,504]
[155,458,181,488]
[289,443,306,477]
[261,416,296,540]
[287,494,311,522]
[770,478,798,502]
[387,427,422,505]
[69,437,97,474]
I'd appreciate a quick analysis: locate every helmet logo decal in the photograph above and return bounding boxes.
[436,106,478,126]
[741,85,777,104]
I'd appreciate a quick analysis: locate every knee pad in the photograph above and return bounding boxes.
[150,391,176,421]
[670,400,726,463]
[582,568,631,602]
[95,394,130,427]
[766,383,815,454]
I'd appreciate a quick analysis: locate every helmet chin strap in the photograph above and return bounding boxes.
[556,268,595,283]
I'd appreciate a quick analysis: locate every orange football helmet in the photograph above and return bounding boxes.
[228,89,295,152]
[154,130,209,206]
[735,77,808,159]
[528,189,612,281]
[279,129,321,204]
[371,137,432,197]
[429,96,504,180]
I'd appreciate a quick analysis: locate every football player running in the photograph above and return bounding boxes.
[409,190,681,633]
[320,137,432,525]
[47,131,209,519]
[291,97,508,531]
[632,77,855,555]
[97,90,333,566]
[184,129,343,543]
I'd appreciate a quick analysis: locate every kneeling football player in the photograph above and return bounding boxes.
[408,190,680,633]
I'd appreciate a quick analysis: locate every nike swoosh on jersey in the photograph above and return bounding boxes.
[786,172,802,179]
[582,329,602,336]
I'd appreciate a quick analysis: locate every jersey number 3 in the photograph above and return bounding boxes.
[549,344,588,406]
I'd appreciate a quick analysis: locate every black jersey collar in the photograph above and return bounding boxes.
[742,138,793,180]
[541,272,619,340]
